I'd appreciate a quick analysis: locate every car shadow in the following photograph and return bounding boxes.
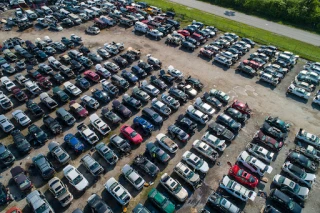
[285,93,308,104]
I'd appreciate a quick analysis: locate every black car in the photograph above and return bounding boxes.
[176,115,197,134]
[88,194,112,213]
[113,56,128,68]
[134,155,159,177]
[70,59,84,73]
[28,124,48,146]
[225,107,248,123]
[138,61,153,73]
[122,94,142,110]
[111,74,129,90]
[142,107,163,126]
[26,100,44,117]
[216,113,241,133]
[202,92,223,109]
[110,134,131,153]
[11,129,32,154]
[269,189,302,213]
[185,76,204,90]
[32,154,55,180]
[166,19,180,29]
[120,52,136,63]
[0,183,13,206]
[50,72,65,84]
[242,38,255,47]
[35,50,48,61]
[112,100,132,118]
[168,124,189,142]
[168,87,188,102]
[287,152,317,173]
[79,45,90,55]
[150,75,167,90]
[101,107,122,125]
[159,70,175,84]
[131,65,147,78]
[43,114,62,135]
[181,41,196,51]
[87,53,103,63]
[208,121,235,141]
[0,143,15,167]
[261,122,287,140]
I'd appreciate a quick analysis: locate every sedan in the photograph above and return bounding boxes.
[12,110,31,126]
[228,164,259,188]
[182,151,209,174]
[216,113,241,133]
[168,125,189,142]
[120,125,143,145]
[261,122,287,140]
[64,133,85,153]
[253,130,283,151]
[63,165,88,191]
[95,142,118,165]
[287,152,317,173]
[146,142,171,163]
[87,194,112,213]
[112,100,132,118]
[122,164,145,190]
[104,177,131,205]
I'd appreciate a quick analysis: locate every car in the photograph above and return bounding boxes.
[0,114,14,133]
[122,164,145,190]
[121,70,138,84]
[246,143,274,164]
[140,80,160,96]
[156,133,178,153]
[133,116,154,136]
[69,100,88,118]
[293,80,315,92]
[75,76,91,90]
[150,76,167,91]
[64,133,85,153]
[84,70,100,82]
[0,143,15,168]
[48,56,62,70]
[160,94,180,110]
[24,80,42,96]
[286,152,318,173]
[52,87,69,103]
[261,122,287,140]
[181,41,196,51]
[39,92,58,110]
[132,203,151,213]
[97,48,110,59]
[146,142,171,163]
[59,54,71,64]
[1,63,15,74]
[81,95,99,110]
[120,125,143,145]
[28,124,48,145]
[228,164,259,188]
[147,54,162,69]
[11,129,32,154]
[32,154,55,179]
[295,129,320,149]
[230,99,252,116]
[104,44,119,55]
[220,175,257,202]
[177,29,190,37]
[120,52,136,63]
[182,151,209,174]
[12,110,31,126]
[207,191,241,213]
[95,64,112,79]
[253,130,283,151]
[201,131,227,151]
[1,77,16,92]
[225,107,248,123]
[260,73,280,86]
[131,65,147,78]
[287,84,310,99]
[63,165,88,191]
[112,99,132,118]
[113,56,128,67]
[186,105,209,124]
[86,26,100,34]
[91,88,110,103]
[167,65,183,80]
[160,173,188,202]
[95,142,118,165]
[269,189,302,213]
[209,89,230,104]
[237,151,273,177]
[111,74,129,90]
[10,166,33,193]
[282,162,316,189]
[185,76,204,90]
[88,53,103,63]
[159,70,175,84]
[148,188,175,213]
[26,190,53,213]
[110,134,131,153]
[173,162,202,189]
[168,125,189,142]
[90,113,111,135]
[133,155,159,177]
[178,83,198,98]
[14,73,29,86]
[104,177,131,205]
[77,123,99,144]
[151,98,171,116]
[176,115,197,134]
[48,141,70,165]
[194,97,215,116]
[192,140,218,161]
[273,174,309,203]
[147,29,163,39]
[87,194,112,213]
[101,107,122,124]
[81,154,104,176]
[142,107,163,126]
[132,86,150,102]
[236,64,257,76]
[122,94,142,110]
[50,72,65,84]
[48,177,73,207]
[138,60,153,73]
[214,55,232,68]
[64,81,82,96]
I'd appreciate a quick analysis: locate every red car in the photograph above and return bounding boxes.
[11,86,28,102]
[153,16,166,24]
[37,76,52,89]
[69,100,88,117]
[199,48,214,59]
[242,59,263,70]
[228,165,259,188]
[6,207,22,213]
[231,99,251,115]
[84,70,100,82]
[120,125,143,145]
[253,130,283,151]
[177,30,190,37]
[190,33,206,44]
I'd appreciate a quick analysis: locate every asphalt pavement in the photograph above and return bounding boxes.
[169,0,320,46]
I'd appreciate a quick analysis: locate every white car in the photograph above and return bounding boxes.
[104,177,131,205]
[90,113,111,135]
[160,173,188,202]
[201,132,227,151]
[293,80,315,92]
[1,76,16,91]
[173,162,202,189]
[300,70,320,81]
[121,164,145,190]
[24,80,41,95]
[39,92,58,109]
[48,56,62,70]
[168,65,183,80]
[77,123,99,144]
[237,151,273,177]
[259,73,279,86]
[194,97,215,116]
[14,73,29,86]
[12,110,31,126]
[186,105,209,124]
[63,165,88,191]
[48,177,73,207]
[140,80,160,96]
[64,81,82,96]
[220,175,257,202]
[0,114,14,132]
[86,26,100,34]
[287,84,310,100]
[273,174,309,200]
[147,29,163,39]
[214,55,232,68]
[0,93,13,110]
[182,151,209,174]
[156,133,178,153]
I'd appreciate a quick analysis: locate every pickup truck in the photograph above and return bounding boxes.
[43,114,62,135]
[77,123,99,145]
[39,92,58,109]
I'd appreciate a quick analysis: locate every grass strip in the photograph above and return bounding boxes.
[142,0,320,62]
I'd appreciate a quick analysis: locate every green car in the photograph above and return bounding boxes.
[148,188,175,213]
[53,86,69,102]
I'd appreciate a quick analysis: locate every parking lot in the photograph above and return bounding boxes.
[0,14,320,213]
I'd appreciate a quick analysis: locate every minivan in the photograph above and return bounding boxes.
[56,107,76,126]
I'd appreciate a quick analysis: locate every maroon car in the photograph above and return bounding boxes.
[190,33,206,44]
[231,99,251,115]
[242,59,263,70]
[36,76,52,89]
[11,86,28,102]
[69,100,88,118]
[253,130,283,151]
[10,166,33,192]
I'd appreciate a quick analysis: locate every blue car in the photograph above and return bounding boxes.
[75,76,91,90]
[133,116,154,136]
[131,65,147,78]
[64,133,85,153]
[121,70,138,84]
[92,89,110,103]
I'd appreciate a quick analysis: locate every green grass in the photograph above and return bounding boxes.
[143,0,320,62]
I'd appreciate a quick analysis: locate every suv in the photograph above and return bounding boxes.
[56,108,76,126]
[269,189,302,213]
[32,154,55,179]
[259,73,280,86]
[26,190,54,213]
[81,154,104,176]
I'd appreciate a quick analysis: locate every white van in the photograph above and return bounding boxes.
[41,6,53,15]
[134,22,149,33]
[25,10,38,20]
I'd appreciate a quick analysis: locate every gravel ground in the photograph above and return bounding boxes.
[0,19,319,213]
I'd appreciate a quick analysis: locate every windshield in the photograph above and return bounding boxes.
[130,131,137,137]
[89,162,99,171]
[72,175,83,185]
[35,203,49,213]
[19,179,30,188]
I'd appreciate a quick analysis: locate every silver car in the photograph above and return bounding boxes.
[121,164,145,190]
[80,154,104,176]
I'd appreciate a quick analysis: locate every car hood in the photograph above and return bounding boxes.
[305,173,316,181]
[298,187,309,196]
[199,161,209,173]
[75,178,88,191]
[176,187,188,200]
